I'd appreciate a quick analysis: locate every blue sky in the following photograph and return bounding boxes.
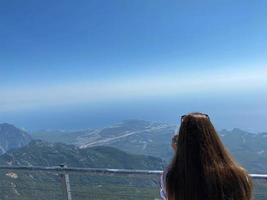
[0,0,267,131]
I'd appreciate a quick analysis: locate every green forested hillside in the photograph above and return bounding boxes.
[0,140,164,170]
[0,140,164,200]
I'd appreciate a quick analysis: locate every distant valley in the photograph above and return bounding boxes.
[31,120,267,173]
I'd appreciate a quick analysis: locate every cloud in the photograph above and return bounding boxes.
[1,67,266,112]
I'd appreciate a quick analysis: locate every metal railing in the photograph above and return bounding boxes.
[0,166,267,200]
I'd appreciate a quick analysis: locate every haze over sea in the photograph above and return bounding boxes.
[0,1,267,132]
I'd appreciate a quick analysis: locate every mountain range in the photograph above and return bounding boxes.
[1,120,267,200]
[2,120,267,173]
[31,120,267,173]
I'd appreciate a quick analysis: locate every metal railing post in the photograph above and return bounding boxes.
[60,164,72,200]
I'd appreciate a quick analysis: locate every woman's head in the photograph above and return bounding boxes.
[166,112,253,200]
[178,112,230,167]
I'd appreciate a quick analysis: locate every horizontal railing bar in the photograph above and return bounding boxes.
[0,165,267,179]
[0,165,162,175]
[250,174,267,179]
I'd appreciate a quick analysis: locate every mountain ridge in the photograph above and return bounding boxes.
[0,140,164,170]
[0,123,32,155]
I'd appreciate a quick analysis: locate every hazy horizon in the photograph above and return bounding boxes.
[1,1,267,132]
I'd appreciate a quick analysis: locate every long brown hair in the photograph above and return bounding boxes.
[166,112,253,200]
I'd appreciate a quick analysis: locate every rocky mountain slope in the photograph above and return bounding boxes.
[0,123,32,155]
